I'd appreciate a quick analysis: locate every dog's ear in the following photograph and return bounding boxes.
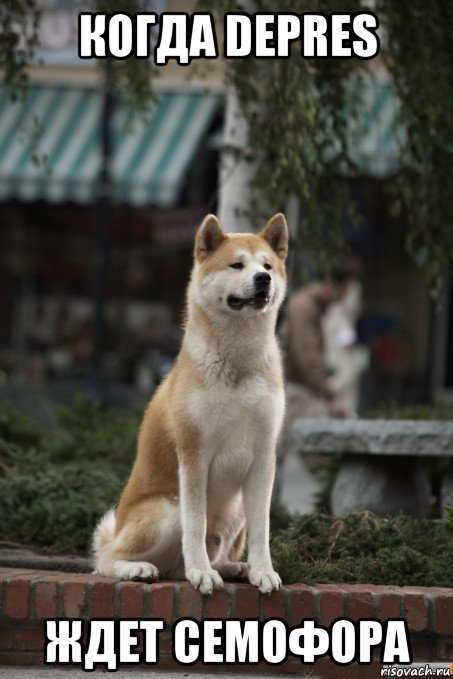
[195,214,226,261]
[259,213,289,260]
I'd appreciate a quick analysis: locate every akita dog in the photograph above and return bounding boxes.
[93,213,288,594]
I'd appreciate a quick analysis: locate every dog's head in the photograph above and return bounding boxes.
[191,213,288,317]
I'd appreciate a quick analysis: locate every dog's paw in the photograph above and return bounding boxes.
[113,560,159,582]
[186,568,223,595]
[248,567,282,594]
[217,561,249,581]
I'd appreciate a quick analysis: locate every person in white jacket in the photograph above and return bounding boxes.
[323,279,369,417]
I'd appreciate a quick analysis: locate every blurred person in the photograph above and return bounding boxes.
[285,269,353,423]
[274,269,353,508]
[323,278,369,416]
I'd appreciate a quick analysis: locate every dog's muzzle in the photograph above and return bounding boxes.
[227,273,272,310]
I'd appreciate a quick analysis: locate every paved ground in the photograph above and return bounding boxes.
[0,669,297,678]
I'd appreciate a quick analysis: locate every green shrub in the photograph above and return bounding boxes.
[49,396,140,465]
[367,400,453,421]
[0,442,126,552]
[0,402,43,448]
[270,511,453,587]
[0,399,140,552]
[269,499,292,532]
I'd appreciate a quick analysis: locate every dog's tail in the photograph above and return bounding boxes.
[91,508,116,574]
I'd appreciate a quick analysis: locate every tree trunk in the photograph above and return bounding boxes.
[217,85,255,233]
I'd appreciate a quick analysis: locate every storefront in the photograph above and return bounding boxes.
[0,83,222,389]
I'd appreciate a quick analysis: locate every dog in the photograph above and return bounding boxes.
[93,212,288,595]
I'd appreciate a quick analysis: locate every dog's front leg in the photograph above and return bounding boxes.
[243,448,282,594]
[179,461,223,595]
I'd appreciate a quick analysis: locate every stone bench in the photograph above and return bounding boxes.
[291,419,453,517]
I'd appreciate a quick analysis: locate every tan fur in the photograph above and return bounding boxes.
[93,213,289,594]
[228,525,247,562]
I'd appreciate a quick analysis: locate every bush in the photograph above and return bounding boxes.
[367,400,453,421]
[49,396,139,464]
[270,511,453,587]
[0,399,140,552]
[0,402,43,448]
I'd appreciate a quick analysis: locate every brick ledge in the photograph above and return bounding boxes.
[0,568,452,676]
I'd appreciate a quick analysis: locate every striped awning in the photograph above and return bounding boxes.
[0,86,220,206]
[346,73,404,177]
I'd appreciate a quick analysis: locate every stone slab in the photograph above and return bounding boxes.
[291,419,453,456]
[0,548,91,573]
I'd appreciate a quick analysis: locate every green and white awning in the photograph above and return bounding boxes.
[0,86,220,206]
[346,73,404,177]
[0,76,402,206]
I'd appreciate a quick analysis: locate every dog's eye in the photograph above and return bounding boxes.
[264,263,272,271]
[230,262,244,270]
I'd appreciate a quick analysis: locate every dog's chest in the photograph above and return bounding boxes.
[188,376,283,499]
[189,374,277,440]
[204,392,257,501]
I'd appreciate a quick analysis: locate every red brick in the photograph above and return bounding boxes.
[119,581,145,618]
[91,578,119,617]
[435,594,453,635]
[178,582,202,620]
[357,662,384,679]
[0,627,14,650]
[340,586,374,619]
[158,630,173,655]
[205,587,230,618]
[410,638,431,660]
[0,651,44,666]
[5,577,32,618]
[62,581,88,618]
[317,585,344,625]
[376,591,401,620]
[436,638,453,660]
[314,658,362,678]
[287,585,316,626]
[404,592,428,632]
[233,583,259,619]
[34,580,57,619]
[15,626,46,651]
[149,582,174,624]
[351,593,374,619]
[261,587,286,620]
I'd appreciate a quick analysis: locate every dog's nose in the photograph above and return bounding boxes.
[254,272,271,288]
